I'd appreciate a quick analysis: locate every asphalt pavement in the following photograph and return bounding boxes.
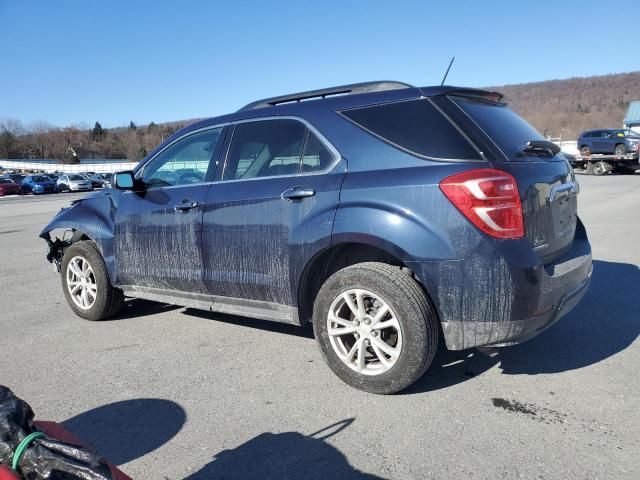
[0,175,638,479]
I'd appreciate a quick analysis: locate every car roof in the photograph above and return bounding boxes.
[178,81,503,136]
[138,81,503,167]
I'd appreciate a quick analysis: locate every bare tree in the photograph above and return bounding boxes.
[0,119,25,158]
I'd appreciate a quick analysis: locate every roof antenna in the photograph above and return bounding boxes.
[440,56,455,86]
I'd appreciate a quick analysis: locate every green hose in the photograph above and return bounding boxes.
[11,431,46,471]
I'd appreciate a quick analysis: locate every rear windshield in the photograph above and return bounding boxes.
[451,96,549,161]
[340,99,481,160]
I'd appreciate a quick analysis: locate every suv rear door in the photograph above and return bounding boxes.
[439,94,579,264]
[201,118,345,313]
[590,130,606,153]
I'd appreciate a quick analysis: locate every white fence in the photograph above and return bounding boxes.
[0,160,138,173]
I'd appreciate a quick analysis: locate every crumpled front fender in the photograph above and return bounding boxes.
[40,195,118,284]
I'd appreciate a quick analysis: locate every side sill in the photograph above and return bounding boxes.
[120,285,301,326]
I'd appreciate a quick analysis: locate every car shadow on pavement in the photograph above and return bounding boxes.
[61,398,186,465]
[108,298,182,321]
[407,259,640,394]
[185,418,385,480]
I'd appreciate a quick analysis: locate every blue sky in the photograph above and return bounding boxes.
[1,0,635,127]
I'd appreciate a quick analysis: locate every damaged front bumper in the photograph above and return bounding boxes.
[43,233,72,272]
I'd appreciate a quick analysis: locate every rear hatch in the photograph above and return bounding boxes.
[438,93,578,264]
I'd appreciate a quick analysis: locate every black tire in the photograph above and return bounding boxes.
[614,143,627,156]
[61,240,124,321]
[614,165,638,175]
[312,262,439,394]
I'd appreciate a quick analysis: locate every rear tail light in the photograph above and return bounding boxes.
[439,168,524,239]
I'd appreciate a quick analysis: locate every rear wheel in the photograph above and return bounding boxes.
[312,262,438,394]
[61,241,124,321]
[614,143,627,156]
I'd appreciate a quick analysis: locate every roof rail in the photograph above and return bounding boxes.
[238,81,415,112]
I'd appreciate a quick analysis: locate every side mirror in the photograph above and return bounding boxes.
[114,171,135,190]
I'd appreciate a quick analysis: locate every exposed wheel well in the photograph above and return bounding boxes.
[297,243,418,325]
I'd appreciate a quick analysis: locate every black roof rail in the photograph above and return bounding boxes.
[238,81,415,112]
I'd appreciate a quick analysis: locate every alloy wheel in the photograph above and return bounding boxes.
[66,256,97,310]
[327,289,402,376]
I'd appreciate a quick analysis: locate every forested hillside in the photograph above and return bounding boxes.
[2,71,640,162]
[489,71,640,140]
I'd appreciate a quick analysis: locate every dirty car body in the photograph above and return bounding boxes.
[41,81,592,393]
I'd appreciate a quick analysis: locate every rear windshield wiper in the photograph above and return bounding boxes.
[521,140,561,157]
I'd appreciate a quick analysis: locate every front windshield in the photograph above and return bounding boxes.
[69,174,84,181]
[31,175,49,182]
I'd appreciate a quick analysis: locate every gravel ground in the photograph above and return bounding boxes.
[0,175,638,479]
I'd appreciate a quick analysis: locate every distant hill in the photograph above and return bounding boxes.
[488,71,640,141]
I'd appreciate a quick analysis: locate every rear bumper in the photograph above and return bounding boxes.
[440,264,591,349]
[409,219,592,350]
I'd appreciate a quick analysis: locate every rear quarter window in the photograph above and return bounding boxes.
[450,96,549,161]
[340,99,481,161]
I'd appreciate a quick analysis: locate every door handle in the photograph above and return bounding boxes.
[281,187,316,201]
[174,200,199,211]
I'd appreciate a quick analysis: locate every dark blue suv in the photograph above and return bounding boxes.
[578,129,640,157]
[41,81,592,394]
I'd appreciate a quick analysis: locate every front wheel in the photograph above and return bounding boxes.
[313,262,439,394]
[61,241,124,321]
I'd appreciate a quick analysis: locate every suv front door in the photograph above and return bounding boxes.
[201,118,345,316]
[115,127,224,297]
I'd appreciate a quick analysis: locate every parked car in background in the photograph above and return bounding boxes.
[56,174,93,192]
[578,129,640,156]
[88,173,112,189]
[22,175,58,194]
[41,81,592,394]
[0,178,23,196]
[6,174,26,185]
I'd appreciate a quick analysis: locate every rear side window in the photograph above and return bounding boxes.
[224,120,306,180]
[223,119,335,180]
[340,99,481,160]
[451,96,550,161]
[301,133,333,172]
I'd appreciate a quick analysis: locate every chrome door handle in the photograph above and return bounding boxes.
[281,187,316,201]
[174,201,199,211]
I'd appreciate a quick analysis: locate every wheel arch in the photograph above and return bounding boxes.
[296,241,435,326]
[40,202,117,284]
